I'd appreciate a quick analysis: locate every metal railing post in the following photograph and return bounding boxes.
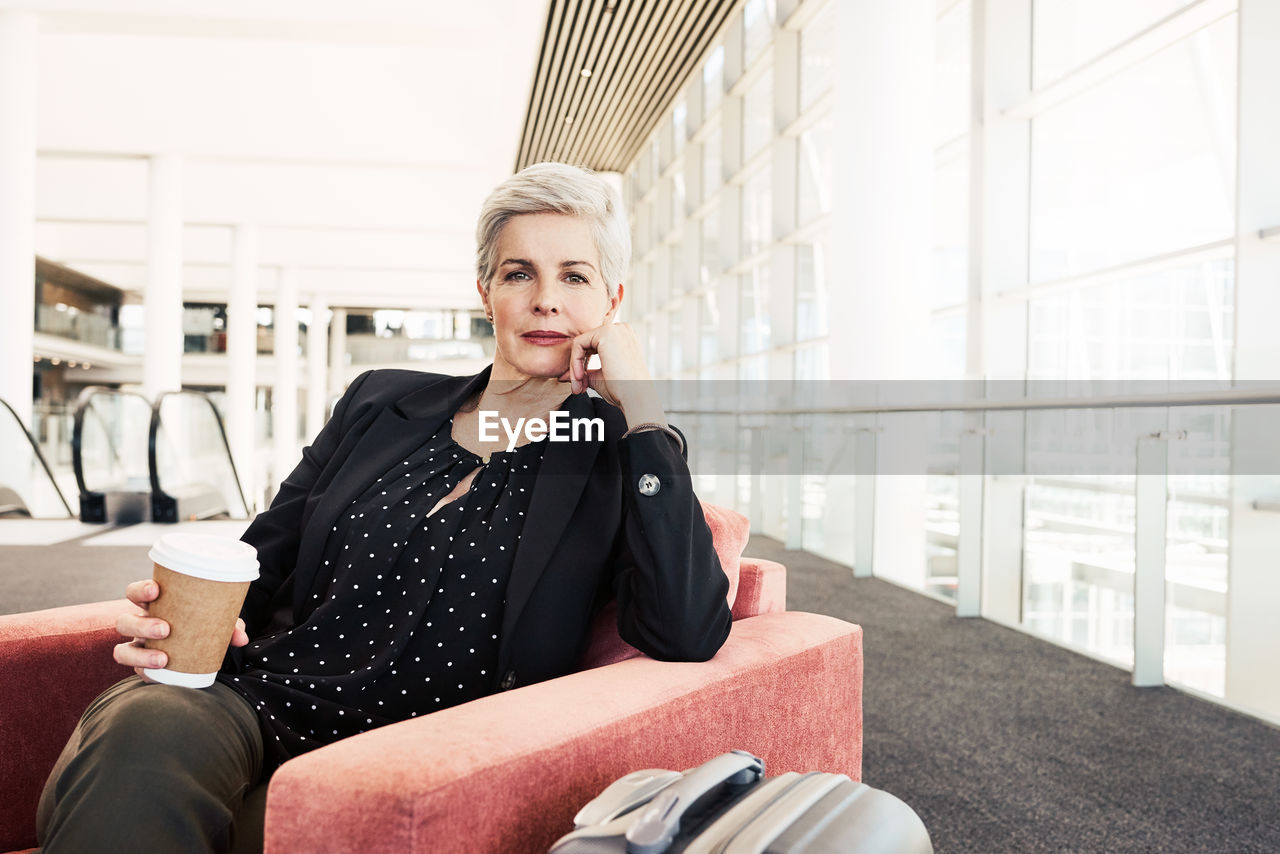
[1133,432,1175,687]
[853,426,877,578]
[957,427,987,617]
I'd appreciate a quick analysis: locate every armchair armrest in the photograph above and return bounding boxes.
[0,601,132,852]
[265,611,861,854]
[732,557,786,619]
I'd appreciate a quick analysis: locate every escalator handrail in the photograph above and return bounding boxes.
[71,385,150,499]
[0,396,74,516]
[149,390,252,518]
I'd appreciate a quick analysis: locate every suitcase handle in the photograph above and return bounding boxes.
[624,750,765,854]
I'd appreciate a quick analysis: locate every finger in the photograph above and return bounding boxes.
[230,618,249,648]
[125,579,160,607]
[114,639,167,671]
[581,367,609,400]
[116,611,170,641]
[569,329,605,391]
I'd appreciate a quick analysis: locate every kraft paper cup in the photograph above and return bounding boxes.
[142,533,259,688]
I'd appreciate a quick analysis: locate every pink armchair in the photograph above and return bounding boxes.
[0,506,863,854]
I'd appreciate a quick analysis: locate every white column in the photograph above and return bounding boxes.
[272,268,299,491]
[143,154,184,400]
[328,307,347,397]
[831,0,934,583]
[1226,0,1280,722]
[976,0,1033,628]
[0,11,37,427]
[226,223,258,510]
[305,295,328,441]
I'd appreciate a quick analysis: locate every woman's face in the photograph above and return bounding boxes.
[479,212,622,383]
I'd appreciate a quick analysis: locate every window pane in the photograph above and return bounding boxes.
[794,342,828,381]
[800,2,835,110]
[1027,258,1233,382]
[1023,477,1138,668]
[1029,16,1236,281]
[1033,0,1195,86]
[797,117,834,225]
[700,209,721,285]
[703,44,725,115]
[671,170,687,231]
[672,96,688,157]
[743,0,777,67]
[669,306,684,374]
[932,140,968,309]
[796,237,829,342]
[702,121,722,202]
[741,164,772,257]
[929,313,966,379]
[699,289,720,366]
[742,68,774,161]
[739,264,771,355]
[934,0,971,145]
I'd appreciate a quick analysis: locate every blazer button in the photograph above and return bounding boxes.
[637,474,661,496]
[500,670,517,690]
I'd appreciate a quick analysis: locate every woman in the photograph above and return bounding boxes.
[35,162,732,853]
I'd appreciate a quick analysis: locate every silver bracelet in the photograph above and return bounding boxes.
[621,422,685,455]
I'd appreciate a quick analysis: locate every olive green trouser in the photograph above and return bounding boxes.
[36,676,269,854]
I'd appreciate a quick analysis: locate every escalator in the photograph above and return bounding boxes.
[72,387,154,523]
[149,390,250,522]
[0,398,74,518]
[72,387,250,523]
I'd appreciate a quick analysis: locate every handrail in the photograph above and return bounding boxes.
[71,385,150,499]
[149,390,251,518]
[667,386,1280,417]
[0,396,74,517]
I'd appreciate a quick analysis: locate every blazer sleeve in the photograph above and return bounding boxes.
[237,369,376,636]
[609,426,732,661]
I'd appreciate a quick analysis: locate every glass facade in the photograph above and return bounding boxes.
[622,0,1274,719]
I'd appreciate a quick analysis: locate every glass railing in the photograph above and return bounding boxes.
[150,391,250,521]
[35,303,121,350]
[72,387,154,523]
[345,334,494,365]
[670,381,1280,724]
[0,398,73,518]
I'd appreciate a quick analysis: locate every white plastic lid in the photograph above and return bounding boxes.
[143,667,218,688]
[148,533,259,582]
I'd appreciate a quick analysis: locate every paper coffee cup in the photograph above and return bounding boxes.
[142,533,259,688]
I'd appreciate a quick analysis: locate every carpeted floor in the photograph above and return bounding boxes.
[747,535,1280,854]
[3,527,1279,852]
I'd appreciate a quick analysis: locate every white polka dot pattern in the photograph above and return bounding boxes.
[221,416,546,766]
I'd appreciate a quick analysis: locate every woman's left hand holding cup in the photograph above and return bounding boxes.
[114,579,249,683]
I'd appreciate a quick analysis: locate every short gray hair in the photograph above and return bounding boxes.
[475,162,630,298]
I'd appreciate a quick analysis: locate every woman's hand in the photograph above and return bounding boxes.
[113,579,249,682]
[558,322,666,425]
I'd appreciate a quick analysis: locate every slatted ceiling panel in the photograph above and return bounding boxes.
[516,0,738,173]
[532,0,606,161]
[540,0,640,161]
[545,0,653,166]
[598,0,726,167]
[527,1,592,165]
[585,0,685,164]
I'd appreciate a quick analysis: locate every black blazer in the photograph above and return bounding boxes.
[227,365,732,694]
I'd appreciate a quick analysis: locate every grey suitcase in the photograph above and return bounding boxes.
[549,750,933,854]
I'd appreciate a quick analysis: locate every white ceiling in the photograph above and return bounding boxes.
[12,0,550,309]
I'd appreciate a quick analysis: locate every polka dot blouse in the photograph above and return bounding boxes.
[220,415,546,768]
